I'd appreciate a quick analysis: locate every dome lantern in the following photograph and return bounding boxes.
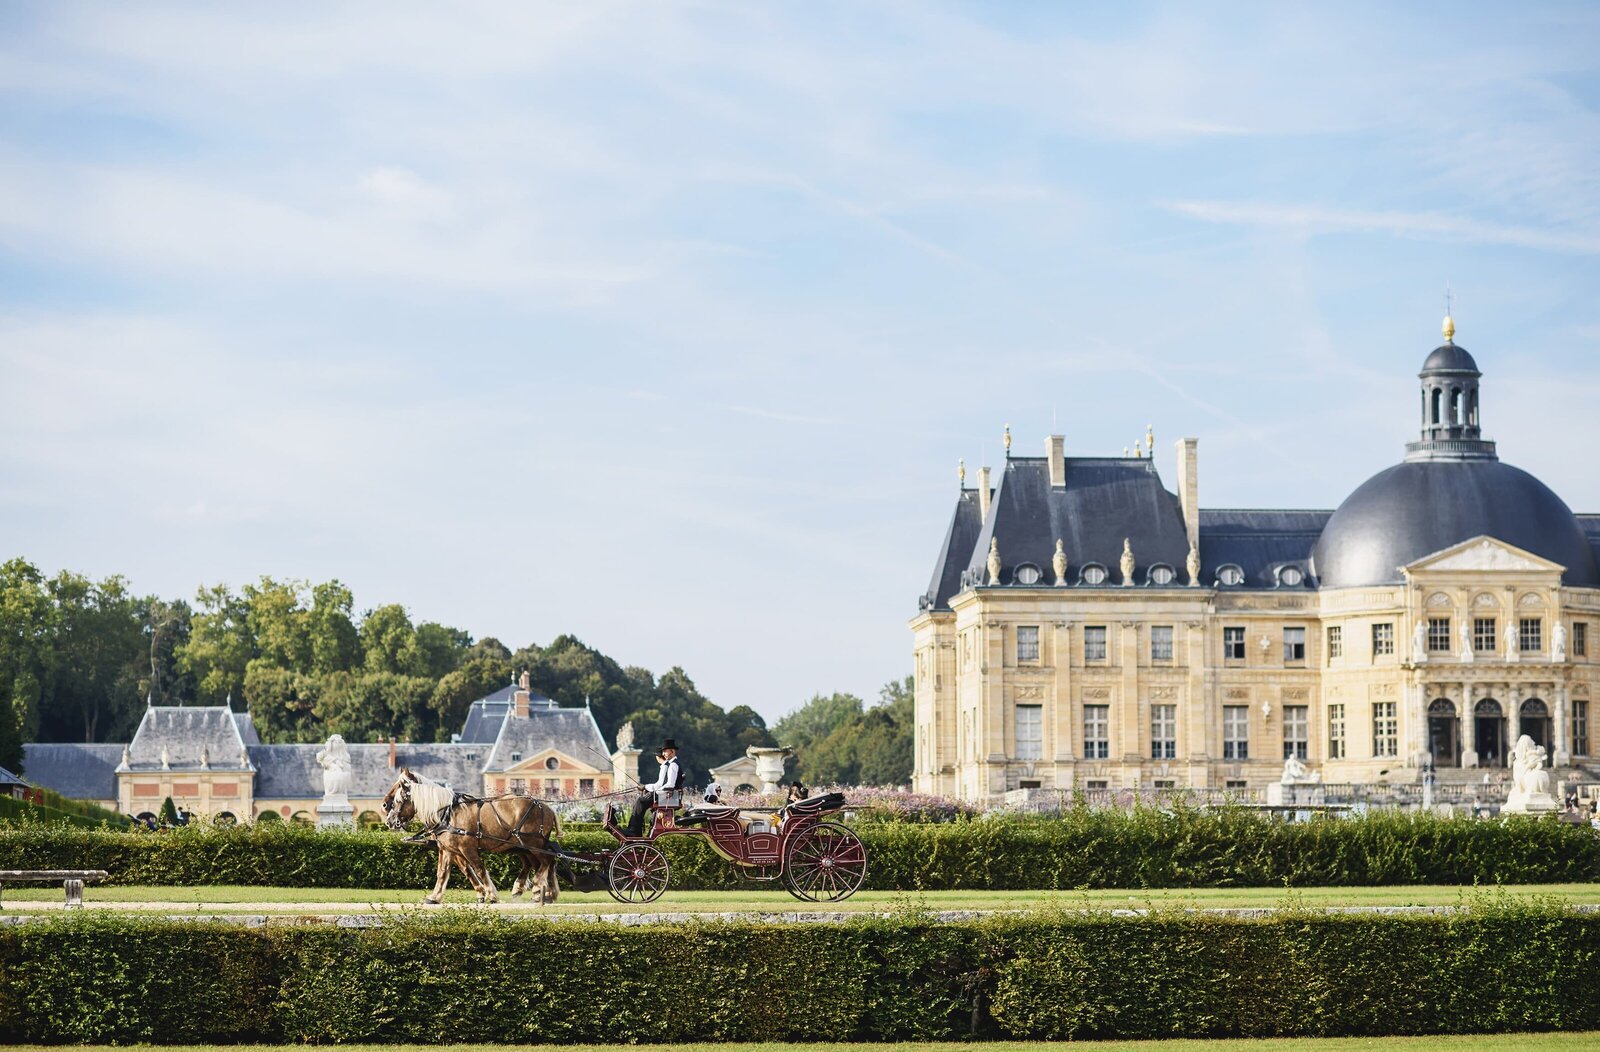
[1407,317,1495,463]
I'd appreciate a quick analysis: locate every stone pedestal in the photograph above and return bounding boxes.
[316,800,355,829]
[1502,791,1557,815]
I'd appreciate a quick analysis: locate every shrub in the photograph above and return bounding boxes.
[0,796,121,831]
[2,902,1597,1043]
[0,807,1595,890]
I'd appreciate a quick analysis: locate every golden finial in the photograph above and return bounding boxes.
[958,458,966,487]
[1132,441,1142,458]
[1146,424,1154,452]
[1122,446,1130,457]
[1442,315,1455,344]
[1002,424,1011,456]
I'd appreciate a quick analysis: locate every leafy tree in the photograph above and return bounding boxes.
[143,597,194,706]
[777,678,914,787]
[430,641,514,739]
[159,795,179,826]
[39,571,145,743]
[360,603,420,676]
[307,581,360,675]
[242,663,319,743]
[0,558,54,769]
[179,584,253,705]
[244,577,311,673]
[413,622,470,681]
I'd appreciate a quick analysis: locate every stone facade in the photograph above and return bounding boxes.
[913,323,1600,802]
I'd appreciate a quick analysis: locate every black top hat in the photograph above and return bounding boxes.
[660,739,678,751]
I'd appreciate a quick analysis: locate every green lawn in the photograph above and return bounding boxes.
[6,1036,1595,1051]
[4,883,1598,913]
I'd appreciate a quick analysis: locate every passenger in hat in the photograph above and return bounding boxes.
[624,739,683,837]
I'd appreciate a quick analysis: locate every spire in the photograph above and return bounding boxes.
[957,458,966,488]
[1002,424,1011,457]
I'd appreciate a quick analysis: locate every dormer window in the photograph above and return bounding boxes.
[510,751,522,763]
[1080,563,1108,586]
[1013,563,1042,585]
[1148,564,1175,586]
[1216,564,1245,587]
[1277,566,1304,588]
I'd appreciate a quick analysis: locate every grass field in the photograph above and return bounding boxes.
[4,883,1598,913]
[6,1036,1595,1051]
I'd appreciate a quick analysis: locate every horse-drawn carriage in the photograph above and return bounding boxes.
[562,789,869,904]
[383,768,868,905]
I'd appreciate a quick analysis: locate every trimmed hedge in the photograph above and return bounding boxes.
[2,900,1597,1042]
[0,796,114,831]
[1,808,1597,890]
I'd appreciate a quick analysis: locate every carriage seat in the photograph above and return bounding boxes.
[783,792,846,817]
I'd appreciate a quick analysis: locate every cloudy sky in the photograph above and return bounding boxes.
[3,2,1598,721]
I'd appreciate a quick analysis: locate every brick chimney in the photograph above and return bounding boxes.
[1175,438,1199,550]
[978,466,992,521]
[388,737,396,768]
[514,670,532,718]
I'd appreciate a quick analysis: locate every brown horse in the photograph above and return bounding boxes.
[380,768,562,905]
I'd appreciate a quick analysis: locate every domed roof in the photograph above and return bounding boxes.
[1421,342,1479,373]
[1311,459,1599,589]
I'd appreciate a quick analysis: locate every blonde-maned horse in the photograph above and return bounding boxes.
[381,768,562,905]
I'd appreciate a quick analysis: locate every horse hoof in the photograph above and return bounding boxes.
[423,898,441,906]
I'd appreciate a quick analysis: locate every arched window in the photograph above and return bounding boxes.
[1080,563,1108,585]
[1468,390,1478,427]
[1452,388,1463,425]
[1428,698,1456,716]
[1475,698,1502,717]
[1431,388,1442,425]
[1013,563,1042,585]
[1216,564,1245,587]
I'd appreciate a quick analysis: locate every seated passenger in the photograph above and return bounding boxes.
[702,779,723,806]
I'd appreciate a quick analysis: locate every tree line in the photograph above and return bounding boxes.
[0,557,913,785]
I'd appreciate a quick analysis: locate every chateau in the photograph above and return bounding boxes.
[911,319,1600,802]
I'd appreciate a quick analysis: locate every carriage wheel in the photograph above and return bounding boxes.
[782,821,867,903]
[606,843,670,904]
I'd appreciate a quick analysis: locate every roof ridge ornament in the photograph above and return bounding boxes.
[958,458,965,488]
[1002,424,1011,458]
[987,538,1002,585]
[1186,544,1201,587]
[1052,539,1068,586]
[1120,538,1135,587]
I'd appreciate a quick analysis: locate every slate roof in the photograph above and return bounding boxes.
[127,706,253,771]
[1199,509,1330,589]
[1575,515,1600,575]
[457,684,558,744]
[484,708,611,772]
[248,743,492,800]
[234,711,261,746]
[20,743,125,800]
[0,764,28,788]
[920,488,984,612]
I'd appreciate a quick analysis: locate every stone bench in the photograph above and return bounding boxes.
[0,869,109,909]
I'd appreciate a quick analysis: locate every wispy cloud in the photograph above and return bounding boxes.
[1165,200,1600,255]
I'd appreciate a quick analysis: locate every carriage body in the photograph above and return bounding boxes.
[573,791,867,903]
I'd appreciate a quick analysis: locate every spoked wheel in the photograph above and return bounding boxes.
[606,843,670,903]
[782,821,868,902]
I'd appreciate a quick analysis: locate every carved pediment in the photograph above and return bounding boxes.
[1405,536,1565,575]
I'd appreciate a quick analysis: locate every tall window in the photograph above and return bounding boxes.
[1574,700,1590,758]
[1328,704,1346,759]
[1222,705,1249,760]
[1575,622,1588,658]
[1283,627,1306,663]
[1372,701,1397,757]
[1474,617,1497,653]
[1520,618,1543,653]
[1224,626,1246,661]
[1372,623,1394,657]
[1016,625,1040,663]
[578,778,594,794]
[1283,705,1308,760]
[1427,617,1451,652]
[1151,625,1174,662]
[1084,626,1107,663]
[1015,704,1043,760]
[1327,625,1342,660]
[1151,703,1176,759]
[1083,705,1109,759]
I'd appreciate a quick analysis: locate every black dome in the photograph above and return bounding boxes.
[1421,343,1478,373]
[1311,459,1599,589]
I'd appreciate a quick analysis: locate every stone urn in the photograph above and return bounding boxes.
[745,746,793,793]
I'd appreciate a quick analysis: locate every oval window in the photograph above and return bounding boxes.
[1279,566,1303,587]
[1081,564,1108,585]
[1014,564,1041,585]
[544,757,560,770]
[1218,565,1244,586]
[1150,565,1175,586]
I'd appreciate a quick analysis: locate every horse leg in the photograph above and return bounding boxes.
[542,852,560,904]
[511,851,534,898]
[466,845,497,904]
[425,845,451,905]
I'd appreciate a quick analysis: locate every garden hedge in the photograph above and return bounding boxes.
[2,808,1597,889]
[2,900,1597,1042]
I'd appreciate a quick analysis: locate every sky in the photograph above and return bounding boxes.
[2,2,1599,723]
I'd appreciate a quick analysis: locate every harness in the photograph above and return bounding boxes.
[403,790,551,851]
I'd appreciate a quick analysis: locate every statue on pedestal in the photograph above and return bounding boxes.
[987,538,1002,585]
[1119,538,1135,587]
[1411,621,1428,664]
[1186,545,1201,588]
[1504,621,1520,662]
[1553,622,1568,662]
[316,734,353,804]
[1052,539,1068,586]
[1503,734,1557,813]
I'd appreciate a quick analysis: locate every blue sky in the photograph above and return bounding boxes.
[2,2,1598,722]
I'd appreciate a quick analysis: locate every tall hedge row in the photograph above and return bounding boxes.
[2,808,1596,889]
[2,903,1597,1043]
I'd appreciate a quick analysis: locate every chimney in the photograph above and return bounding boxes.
[978,466,993,521]
[388,737,396,768]
[514,688,530,719]
[1046,435,1065,488]
[1175,438,1199,551]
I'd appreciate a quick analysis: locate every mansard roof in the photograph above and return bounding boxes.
[484,707,611,773]
[127,706,253,771]
[248,742,492,800]
[20,743,125,800]
[920,487,984,612]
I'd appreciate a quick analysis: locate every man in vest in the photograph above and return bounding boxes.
[624,738,682,837]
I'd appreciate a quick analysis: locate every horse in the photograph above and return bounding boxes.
[380,768,562,905]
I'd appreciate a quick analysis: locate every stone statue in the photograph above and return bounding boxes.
[1186,545,1201,588]
[199,744,210,769]
[1052,539,1068,586]
[1411,621,1428,663]
[316,734,353,803]
[987,538,1002,585]
[616,720,636,751]
[1554,622,1568,662]
[1119,538,1135,587]
[120,745,130,768]
[1504,734,1556,812]
[160,746,170,770]
[1458,620,1473,663]
[1279,756,1322,785]
[1504,620,1520,662]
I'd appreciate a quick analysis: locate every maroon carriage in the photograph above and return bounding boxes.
[559,791,868,904]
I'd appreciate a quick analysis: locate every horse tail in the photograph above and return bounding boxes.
[547,801,562,840]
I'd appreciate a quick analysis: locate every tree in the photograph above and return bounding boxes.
[360,604,420,676]
[430,642,514,739]
[0,558,54,769]
[38,571,145,743]
[243,577,311,673]
[307,581,360,675]
[413,621,470,681]
[143,597,193,706]
[775,679,913,787]
[178,584,253,705]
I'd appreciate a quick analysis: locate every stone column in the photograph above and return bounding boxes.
[1461,684,1478,768]
[1051,622,1075,763]
[1554,683,1571,767]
